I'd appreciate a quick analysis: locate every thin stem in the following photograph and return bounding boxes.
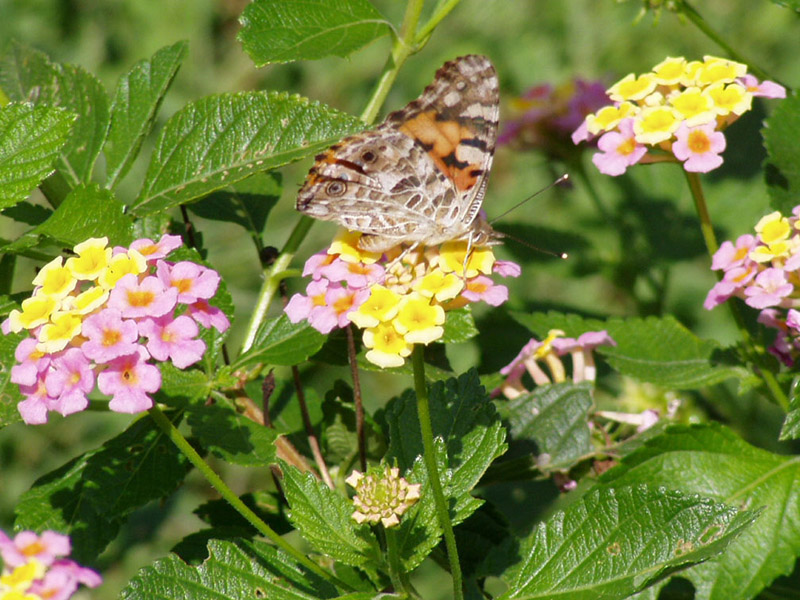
[147,405,353,591]
[386,527,421,598]
[683,170,789,411]
[346,324,367,471]
[292,364,335,489]
[414,0,462,44]
[180,205,198,251]
[411,346,463,600]
[677,0,771,82]
[360,0,425,125]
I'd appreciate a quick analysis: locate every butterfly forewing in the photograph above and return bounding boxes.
[296,55,500,251]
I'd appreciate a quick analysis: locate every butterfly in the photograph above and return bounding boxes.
[296,55,501,254]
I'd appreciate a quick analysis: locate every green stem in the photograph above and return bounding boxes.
[677,0,771,82]
[683,170,789,411]
[386,527,418,597]
[241,216,313,353]
[147,405,353,591]
[411,346,463,600]
[414,0,462,44]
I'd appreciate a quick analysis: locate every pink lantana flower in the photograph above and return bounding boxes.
[461,276,509,306]
[29,559,103,600]
[80,308,139,363]
[318,258,385,288]
[494,260,522,278]
[325,285,371,329]
[710,234,756,271]
[591,118,647,176]
[108,274,177,319]
[0,530,71,568]
[128,234,183,261]
[44,348,94,416]
[97,347,161,413]
[17,377,54,424]
[10,337,50,387]
[156,260,220,304]
[671,122,726,172]
[138,314,205,369]
[187,299,230,333]
[743,267,793,309]
[738,74,787,99]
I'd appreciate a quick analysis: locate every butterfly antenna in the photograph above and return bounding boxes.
[495,230,568,259]
[489,173,569,224]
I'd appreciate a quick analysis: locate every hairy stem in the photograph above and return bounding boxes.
[346,324,367,471]
[147,405,352,591]
[411,346,463,600]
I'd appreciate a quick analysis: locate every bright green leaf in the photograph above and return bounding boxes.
[187,400,279,467]
[282,465,380,568]
[600,423,800,600]
[105,41,188,189]
[779,380,800,440]
[0,43,110,185]
[4,183,133,253]
[120,538,341,600]
[440,307,479,344]
[767,1,800,15]
[497,484,758,600]
[133,91,363,215]
[496,381,593,472]
[0,103,75,210]
[233,314,326,369]
[156,363,211,408]
[764,95,800,213]
[238,0,391,66]
[511,312,747,389]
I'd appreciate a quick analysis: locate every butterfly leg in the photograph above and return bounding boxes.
[383,242,421,277]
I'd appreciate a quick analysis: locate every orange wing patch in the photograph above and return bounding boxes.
[399,111,483,193]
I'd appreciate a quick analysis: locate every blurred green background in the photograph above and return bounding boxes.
[1,0,799,597]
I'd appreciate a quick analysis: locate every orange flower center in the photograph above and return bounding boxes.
[688,130,711,153]
[103,329,121,346]
[127,290,155,307]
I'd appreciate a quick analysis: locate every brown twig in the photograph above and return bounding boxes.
[345,324,367,471]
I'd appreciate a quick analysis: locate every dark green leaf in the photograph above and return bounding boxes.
[600,423,800,599]
[3,183,133,253]
[496,381,593,472]
[187,400,279,467]
[0,43,110,185]
[133,92,363,215]
[234,314,326,369]
[779,379,800,440]
[238,0,391,66]
[763,95,800,213]
[0,331,25,428]
[1,201,52,226]
[497,484,758,600]
[120,538,340,600]
[156,363,211,408]
[105,41,188,189]
[15,412,189,562]
[440,307,479,344]
[282,465,379,568]
[511,312,747,389]
[0,103,74,211]
[188,172,281,241]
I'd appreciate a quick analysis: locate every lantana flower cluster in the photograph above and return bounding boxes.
[499,78,610,159]
[4,235,229,424]
[705,206,800,365]
[345,465,421,528]
[0,529,101,600]
[493,329,616,399]
[572,55,786,176]
[285,230,520,368]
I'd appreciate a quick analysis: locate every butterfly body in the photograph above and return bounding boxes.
[296,55,501,252]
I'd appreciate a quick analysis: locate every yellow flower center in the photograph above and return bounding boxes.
[687,129,712,153]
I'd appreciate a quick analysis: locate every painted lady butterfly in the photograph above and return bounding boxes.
[296,55,501,253]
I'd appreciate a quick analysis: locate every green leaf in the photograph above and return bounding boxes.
[764,95,800,213]
[511,311,747,389]
[768,1,800,15]
[779,379,800,440]
[496,484,758,600]
[385,370,507,569]
[0,103,75,211]
[238,0,391,66]
[132,91,363,215]
[120,538,341,600]
[0,43,110,185]
[0,331,25,428]
[187,400,279,467]
[156,363,212,408]
[496,381,593,472]
[440,307,479,344]
[3,182,133,253]
[600,423,800,600]
[233,314,326,369]
[282,465,380,568]
[105,41,188,189]
[188,172,281,242]
[15,412,189,563]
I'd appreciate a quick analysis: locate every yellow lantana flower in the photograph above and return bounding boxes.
[32,257,77,299]
[65,237,111,280]
[37,312,83,353]
[7,295,57,333]
[98,249,147,288]
[347,285,401,328]
[393,294,445,345]
[363,321,412,368]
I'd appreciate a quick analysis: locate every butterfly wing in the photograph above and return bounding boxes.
[296,55,499,251]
